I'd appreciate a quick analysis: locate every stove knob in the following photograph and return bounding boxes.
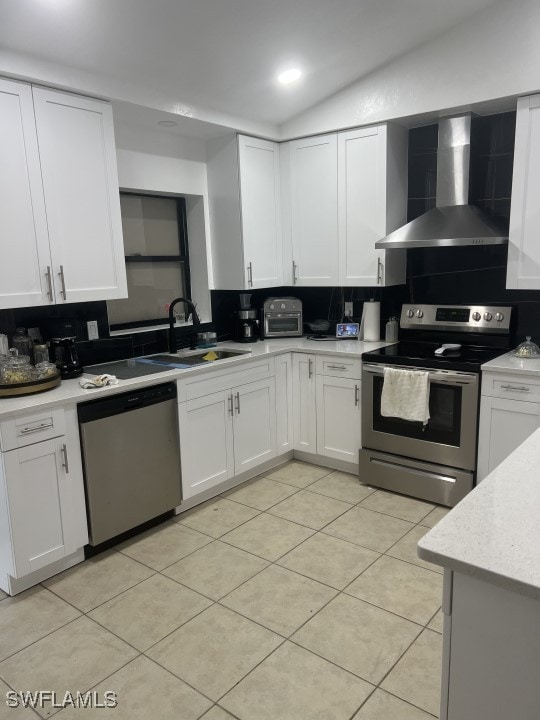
[484,312,493,322]
[406,309,414,318]
[472,312,481,321]
[280,303,286,310]
[269,304,275,310]
[495,312,504,322]
[416,309,424,318]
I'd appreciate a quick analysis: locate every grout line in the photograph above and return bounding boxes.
[0,614,83,666]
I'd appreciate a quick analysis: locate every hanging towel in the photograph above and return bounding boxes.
[380,367,430,424]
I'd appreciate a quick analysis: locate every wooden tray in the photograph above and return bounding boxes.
[0,371,61,398]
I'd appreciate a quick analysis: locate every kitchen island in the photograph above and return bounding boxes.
[418,427,540,720]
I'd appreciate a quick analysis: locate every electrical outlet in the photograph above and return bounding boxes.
[87,321,99,341]
[344,302,354,317]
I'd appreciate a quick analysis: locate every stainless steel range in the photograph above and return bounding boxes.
[359,304,512,507]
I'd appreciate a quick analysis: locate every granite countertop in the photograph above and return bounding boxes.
[482,349,540,377]
[0,337,388,420]
[418,426,540,600]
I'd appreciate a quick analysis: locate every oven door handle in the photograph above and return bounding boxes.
[362,364,477,385]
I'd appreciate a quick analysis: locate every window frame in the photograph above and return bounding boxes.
[108,192,192,332]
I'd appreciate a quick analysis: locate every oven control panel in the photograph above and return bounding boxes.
[400,304,512,333]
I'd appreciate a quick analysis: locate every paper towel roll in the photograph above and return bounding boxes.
[363,301,380,341]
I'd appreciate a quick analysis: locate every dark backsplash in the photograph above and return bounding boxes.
[2,110,539,362]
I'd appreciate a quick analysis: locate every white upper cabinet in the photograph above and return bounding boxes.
[507,94,540,289]
[238,135,283,288]
[32,87,127,302]
[0,79,51,309]
[207,134,283,290]
[338,124,408,286]
[0,79,126,310]
[289,134,339,286]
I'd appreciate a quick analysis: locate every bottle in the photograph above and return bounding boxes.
[385,317,399,343]
[12,328,34,363]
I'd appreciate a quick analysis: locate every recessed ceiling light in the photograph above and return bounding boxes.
[277,68,302,85]
[158,120,178,127]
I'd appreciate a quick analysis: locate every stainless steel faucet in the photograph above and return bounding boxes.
[168,297,201,353]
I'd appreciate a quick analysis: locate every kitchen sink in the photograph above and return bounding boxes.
[139,349,251,368]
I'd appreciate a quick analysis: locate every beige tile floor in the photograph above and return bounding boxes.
[0,460,448,720]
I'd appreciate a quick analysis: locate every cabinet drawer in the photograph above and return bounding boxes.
[0,408,66,452]
[482,373,540,402]
[316,355,361,379]
[177,358,274,401]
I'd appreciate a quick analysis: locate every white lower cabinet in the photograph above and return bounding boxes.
[178,391,234,500]
[316,375,361,463]
[232,378,277,474]
[441,571,540,720]
[178,376,277,500]
[0,408,88,588]
[292,354,317,453]
[275,353,293,455]
[477,373,540,481]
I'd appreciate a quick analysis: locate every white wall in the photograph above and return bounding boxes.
[114,119,214,321]
[281,0,540,138]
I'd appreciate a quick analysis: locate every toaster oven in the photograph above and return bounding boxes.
[263,297,303,338]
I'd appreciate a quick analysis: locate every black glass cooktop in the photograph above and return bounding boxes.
[362,342,507,372]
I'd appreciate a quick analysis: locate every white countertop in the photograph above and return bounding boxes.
[0,337,388,420]
[418,426,540,600]
[482,349,540,377]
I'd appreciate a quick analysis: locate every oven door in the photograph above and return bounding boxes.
[264,313,302,337]
[362,363,478,470]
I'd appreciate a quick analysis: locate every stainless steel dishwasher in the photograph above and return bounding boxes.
[78,383,181,545]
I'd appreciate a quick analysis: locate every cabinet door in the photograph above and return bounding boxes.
[289,134,338,285]
[507,95,540,289]
[32,87,127,303]
[238,135,283,288]
[292,354,317,453]
[232,378,277,474]
[178,392,234,500]
[275,354,293,455]
[316,375,361,463]
[3,438,75,577]
[477,396,540,480]
[338,126,386,287]
[0,78,52,309]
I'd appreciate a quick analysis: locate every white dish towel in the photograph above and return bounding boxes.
[380,367,430,424]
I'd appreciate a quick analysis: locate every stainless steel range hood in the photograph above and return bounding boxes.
[376,114,508,249]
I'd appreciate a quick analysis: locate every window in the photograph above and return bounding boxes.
[107,193,191,330]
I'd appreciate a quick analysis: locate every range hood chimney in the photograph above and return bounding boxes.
[375,114,508,249]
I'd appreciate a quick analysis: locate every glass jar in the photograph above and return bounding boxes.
[35,361,58,379]
[11,328,34,363]
[33,342,50,365]
[0,349,36,384]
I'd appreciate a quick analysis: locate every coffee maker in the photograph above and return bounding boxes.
[47,318,84,378]
[234,294,259,343]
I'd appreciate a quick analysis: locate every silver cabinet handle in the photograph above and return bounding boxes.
[292,260,298,284]
[328,364,347,370]
[20,422,54,435]
[58,265,67,300]
[45,266,54,302]
[247,262,253,288]
[501,384,531,392]
[354,384,360,406]
[308,358,313,379]
[61,443,69,474]
[377,257,383,285]
[235,392,240,414]
[228,394,234,416]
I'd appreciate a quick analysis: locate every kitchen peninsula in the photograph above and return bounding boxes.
[418,427,540,720]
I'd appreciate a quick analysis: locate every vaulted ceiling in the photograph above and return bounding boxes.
[0,0,500,131]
